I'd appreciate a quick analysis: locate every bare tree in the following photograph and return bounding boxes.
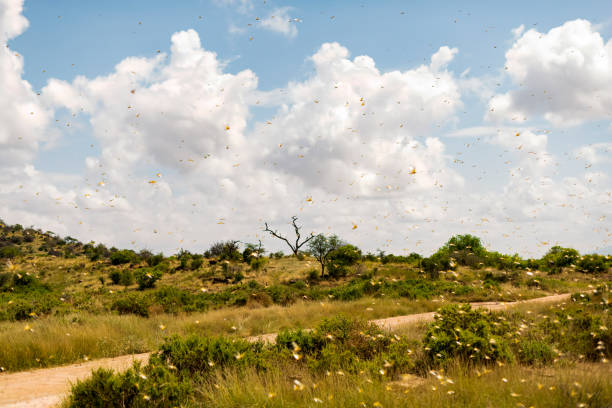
[263,216,314,256]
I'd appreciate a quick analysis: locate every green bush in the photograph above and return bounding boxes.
[110,250,139,265]
[276,315,415,376]
[111,293,150,317]
[249,256,267,271]
[109,270,134,286]
[516,339,555,365]
[134,268,162,290]
[0,245,20,259]
[327,244,361,279]
[156,334,265,377]
[421,253,450,280]
[423,304,512,366]
[67,362,191,408]
[576,254,609,274]
[540,246,579,271]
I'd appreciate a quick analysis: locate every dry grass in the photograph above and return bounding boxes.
[192,362,611,407]
[0,296,437,372]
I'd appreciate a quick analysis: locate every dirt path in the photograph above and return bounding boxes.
[0,293,570,407]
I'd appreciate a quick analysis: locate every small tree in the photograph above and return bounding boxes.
[327,244,362,279]
[307,234,341,278]
[264,216,314,257]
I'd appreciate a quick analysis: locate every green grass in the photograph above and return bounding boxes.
[62,287,610,407]
[0,296,437,372]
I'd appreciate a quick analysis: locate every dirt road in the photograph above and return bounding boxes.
[0,293,571,407]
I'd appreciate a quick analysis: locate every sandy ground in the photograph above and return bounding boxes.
[0,293,570,407]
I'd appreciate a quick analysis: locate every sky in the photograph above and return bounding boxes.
[1,0,611,257]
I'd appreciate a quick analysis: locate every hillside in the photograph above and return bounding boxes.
[0,220,610,407]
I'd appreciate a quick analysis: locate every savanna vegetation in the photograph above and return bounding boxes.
[0,218,610,406]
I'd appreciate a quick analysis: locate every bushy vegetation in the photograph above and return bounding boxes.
[65,292,611,407]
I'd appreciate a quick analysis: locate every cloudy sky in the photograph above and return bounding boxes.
[1,0,611,257]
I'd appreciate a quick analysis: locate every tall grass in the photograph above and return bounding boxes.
[193,362,611,407]
[0,297,436,372]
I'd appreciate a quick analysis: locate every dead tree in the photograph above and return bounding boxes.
[263,216,314,256]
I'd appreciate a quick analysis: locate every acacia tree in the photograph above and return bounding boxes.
[307,234,341,277]
[263,216,314,257]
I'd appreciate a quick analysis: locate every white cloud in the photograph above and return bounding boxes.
[0,0,28,41]
[0,0,53,167]
[257,42,464,196]
[574,142,612,164]
[1,4,610,257]
[259,7,298,38]
[44,29,257,175]
[213,0,253,14]
[487,19,612,126]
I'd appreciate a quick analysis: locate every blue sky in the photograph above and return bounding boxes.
[1,0,611,256]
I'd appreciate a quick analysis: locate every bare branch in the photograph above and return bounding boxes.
[264,217,313,256]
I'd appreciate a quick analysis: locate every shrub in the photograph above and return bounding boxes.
[271,251,284,259]
[576,254,609,274]
[516,339,555,365]
[249,256,266,271]
[205,241,241,261]
[111,293,150,317]
[540,246,579,271]
[276,315,415,376]
[145,252,164,267]
[421,252,450,280]
[220,262,244,283]
[423,304,512,366]
[67,363,191,408]
[327,244,361,279]
[0,245,20,259]
[156,334,264,377]
[109,250,139,265]
[109,270,134,286]
[190,254,204,270]
[83,243,110,261]
[134,268,162,290]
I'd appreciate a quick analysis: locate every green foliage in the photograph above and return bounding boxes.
[134,267,162,290]
[205,240,241,261]
[270,251,284,259]
[540,246,580,272]
[423,304,512,366]
[111,293,150,317]
[109,269,134,286]
[516,339,555,365]
[249,256,267,271]
[307,234,342,277]
[380,252,422,264]
[84,243,110,261]
[576,254,610,274]
[0,245,21,259]
[421,252,450,280]
[145,252,164,267]
[67,362,192,408]
[109,250,139,265]
[276,315,415,376]
[190,254,204,270]
[327,244,362,279]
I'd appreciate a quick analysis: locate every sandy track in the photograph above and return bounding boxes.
[0,293,570,407]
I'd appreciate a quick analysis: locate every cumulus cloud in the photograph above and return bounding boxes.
[44,29,257,176]
[0,0,28,41]
[1,2,610,257]
[259,7,298,38]
[258,42,463,195]
[0,0,52,167]
[574,142,612,164]
[487,19,612,126]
